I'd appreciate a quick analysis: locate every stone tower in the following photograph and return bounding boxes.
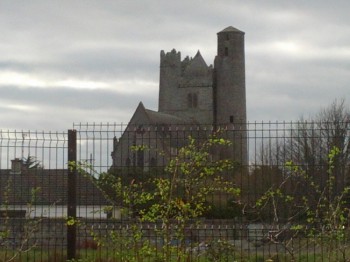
[213,26,247,164]
[113,26,248,169]
[213,26,246,127]
[156,26,247,163]
[158,49,213,124]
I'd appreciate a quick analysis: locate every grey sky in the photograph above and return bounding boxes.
[1,1,349,131]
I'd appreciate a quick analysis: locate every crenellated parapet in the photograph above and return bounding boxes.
[181,56,191,73]
[114,26,248,171]
[161,49,212,72]
[160,49,181,67]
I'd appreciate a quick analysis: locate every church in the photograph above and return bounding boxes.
[111,26,247,169]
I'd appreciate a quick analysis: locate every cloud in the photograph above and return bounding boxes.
[0,0,349,131]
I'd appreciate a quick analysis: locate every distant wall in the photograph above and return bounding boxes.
[1,218,270,249]
[1,205,110,218]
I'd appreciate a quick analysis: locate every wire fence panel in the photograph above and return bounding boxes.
[0,130,68,261]
[0,121,349,261]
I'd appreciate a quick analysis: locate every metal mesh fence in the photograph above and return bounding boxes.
[0,130,68,261]
[0,121,349,261]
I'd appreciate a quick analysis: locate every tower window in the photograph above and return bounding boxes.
[226,34,229,40]
[187,93,198,108]
[230,115,234,123]
[224,47,229,56]
[192,93,198,108]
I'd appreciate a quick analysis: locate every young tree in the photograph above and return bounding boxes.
[247,100,350,260]
[253,146,350,261]
[82,134,241,261]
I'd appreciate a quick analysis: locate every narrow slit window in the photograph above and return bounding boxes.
[187,93,193,108]
[193,93,198,108]
[230,115,234,123]
[225,47,229,56]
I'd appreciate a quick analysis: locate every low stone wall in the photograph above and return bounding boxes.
[0,218,67,249]
[0,218,268,249]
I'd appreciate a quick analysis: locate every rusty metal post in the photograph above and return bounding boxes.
[67,129,77,260]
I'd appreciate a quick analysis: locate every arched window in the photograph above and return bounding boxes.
[126,157,131,167]
[187,93,192,108]
[192,93,198,108]
[150,157,156,168]
[137,149,144,168]
[187,93,198,108]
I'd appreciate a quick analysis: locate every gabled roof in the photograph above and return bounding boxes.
[128,102,195,127]
[0,169,109,206]
[183,51,209,77]
[190,51,208,69]
[145,109,194,125]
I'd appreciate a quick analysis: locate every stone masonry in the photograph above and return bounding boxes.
[112,26,248,168]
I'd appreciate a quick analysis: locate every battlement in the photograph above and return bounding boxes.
[160,49,181,67]
[181,56,191,73]
[117,26,247,170]
[161,49,213,76]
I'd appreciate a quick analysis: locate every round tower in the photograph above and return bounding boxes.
[214,26,246,126]
[213,26,247,164]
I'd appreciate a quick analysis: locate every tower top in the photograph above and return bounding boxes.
[218,26,244,34]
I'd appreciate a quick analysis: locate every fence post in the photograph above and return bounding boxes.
[67,129,77,260]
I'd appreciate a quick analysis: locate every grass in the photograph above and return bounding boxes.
[0,248,243,262]
[1,242,350,262]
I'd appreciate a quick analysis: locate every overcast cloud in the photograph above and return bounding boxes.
[0,0,349,131]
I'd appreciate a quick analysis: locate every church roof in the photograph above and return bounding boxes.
[128,102,195,127]
[183,50,209,77]
[218,26,244,34]
[145,109,194,125]
[192,51,208,67]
